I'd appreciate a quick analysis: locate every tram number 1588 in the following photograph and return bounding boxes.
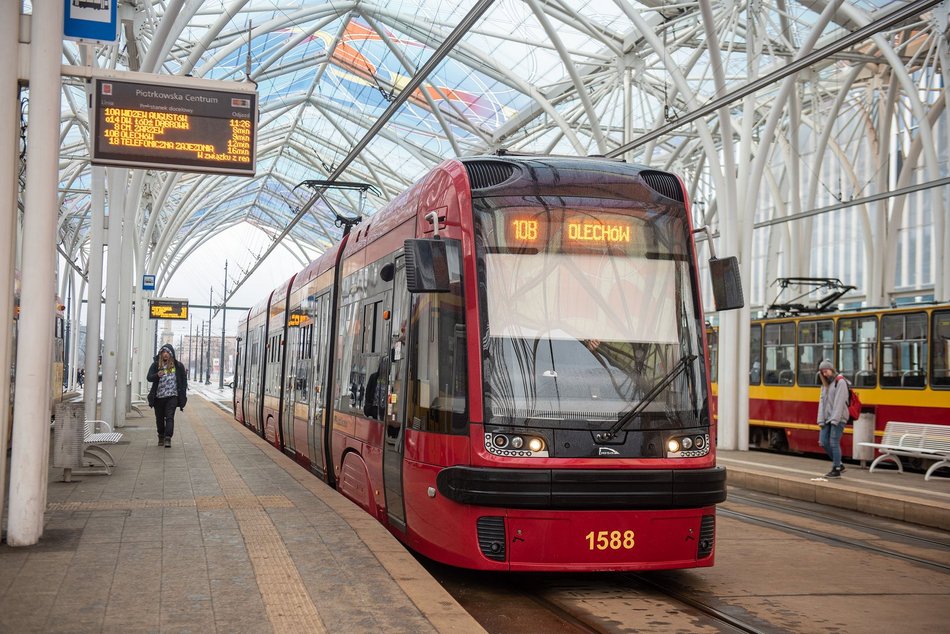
[586,530,636,551]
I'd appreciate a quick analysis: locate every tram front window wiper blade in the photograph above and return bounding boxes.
[595,354,698,442]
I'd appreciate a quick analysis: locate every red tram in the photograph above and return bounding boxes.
[233,156,741,571]
[708,305,950,458]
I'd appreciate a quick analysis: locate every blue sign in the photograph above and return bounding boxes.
[63,0,118,44]
[142,274,155,291]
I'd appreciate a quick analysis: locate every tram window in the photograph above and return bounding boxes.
[798,320,834,387]
[293,323,312,404]
[234,342,243,390]
[337,280,390,415]
[763,322,796,385]
[336,297,364,413]
[316,295,331,396]
[749,324,762,384]
[265,334,283,395]
[881,312,928,388]
[706,329,718,383]
[930,310,950,389]
[407,239,468,434]
[837,317,877,388]
[363,301,381,353]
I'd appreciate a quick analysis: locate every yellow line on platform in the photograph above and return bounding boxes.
[190,416,326,634]
[46,495,294,512]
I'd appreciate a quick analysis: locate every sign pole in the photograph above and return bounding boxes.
[207,286,213,384]
[219,261,227,389]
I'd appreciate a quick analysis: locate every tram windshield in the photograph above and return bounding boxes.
[474,197,706,431]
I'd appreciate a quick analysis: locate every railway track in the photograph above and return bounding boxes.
[727,490,950,550]
[722,493,950,572]
[427,563,775,633]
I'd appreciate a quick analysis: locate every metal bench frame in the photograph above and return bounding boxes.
[858,421,950,481]
[73,420,123,478]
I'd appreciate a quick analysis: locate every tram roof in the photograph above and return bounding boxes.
[50,0,938,306]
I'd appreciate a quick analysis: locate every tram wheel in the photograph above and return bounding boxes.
[768,429,789,452]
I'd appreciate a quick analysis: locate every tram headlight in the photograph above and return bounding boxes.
[486,432,546,455]
[666,434,709,456]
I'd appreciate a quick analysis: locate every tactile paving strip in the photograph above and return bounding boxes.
[190,418,327,634]
[46,495,294,512]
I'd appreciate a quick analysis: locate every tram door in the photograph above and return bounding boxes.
[307,293,329,478]
[383,257,410,529]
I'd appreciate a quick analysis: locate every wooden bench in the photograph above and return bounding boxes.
[858,421,950,481]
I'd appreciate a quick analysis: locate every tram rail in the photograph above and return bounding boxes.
[727,490,950,550]
[719,507,950,573]
[626,573,770,634]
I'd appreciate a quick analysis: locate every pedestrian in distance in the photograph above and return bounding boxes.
[817,359,849,478]
[147,344,188,448]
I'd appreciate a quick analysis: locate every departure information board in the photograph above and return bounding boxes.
[92,77,257,176]
[149,299,189,320]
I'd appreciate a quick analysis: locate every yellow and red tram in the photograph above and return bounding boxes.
[708,304,950,458]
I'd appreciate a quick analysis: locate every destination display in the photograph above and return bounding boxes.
[92,78,257,175]
[505,214,633,247]
[149,299,189,320]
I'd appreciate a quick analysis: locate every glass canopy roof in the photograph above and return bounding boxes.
[51,0,943,306]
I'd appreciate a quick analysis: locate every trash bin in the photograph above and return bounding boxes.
[52,401,85,480]
[851,411,875,464]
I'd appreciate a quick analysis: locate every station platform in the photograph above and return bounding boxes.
[0,395,484,633]
[719,447,950,531]
[2,392,948,632]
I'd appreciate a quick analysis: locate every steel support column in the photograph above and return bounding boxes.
[84,167,105,425]
[0,0,20,539]
[7,0,64,546]
[114,181,136,427]
[100,168,126,428]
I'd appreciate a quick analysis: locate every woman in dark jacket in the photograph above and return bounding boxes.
[147,344,188,447]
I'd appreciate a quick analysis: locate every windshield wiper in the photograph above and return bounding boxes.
[595,354,698,442]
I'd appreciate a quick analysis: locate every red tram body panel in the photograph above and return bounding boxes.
[235,157,726,571]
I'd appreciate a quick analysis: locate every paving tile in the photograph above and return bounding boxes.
[0,591,59,631]
[122,521,164,543]
[160,600,216,631]
[44,596,108,632]
[0,551,28,594]
[213,615,272,633]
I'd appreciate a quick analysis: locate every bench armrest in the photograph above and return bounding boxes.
[87,419,113,433]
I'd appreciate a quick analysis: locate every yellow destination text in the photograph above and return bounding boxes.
[567,222,631,243]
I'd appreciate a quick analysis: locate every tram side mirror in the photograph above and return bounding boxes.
[709,256,745,311]
[404,239,450,293]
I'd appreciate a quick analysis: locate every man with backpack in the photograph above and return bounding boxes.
[817,359,850,478]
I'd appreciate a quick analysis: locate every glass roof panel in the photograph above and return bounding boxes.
[47,0,941,306]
